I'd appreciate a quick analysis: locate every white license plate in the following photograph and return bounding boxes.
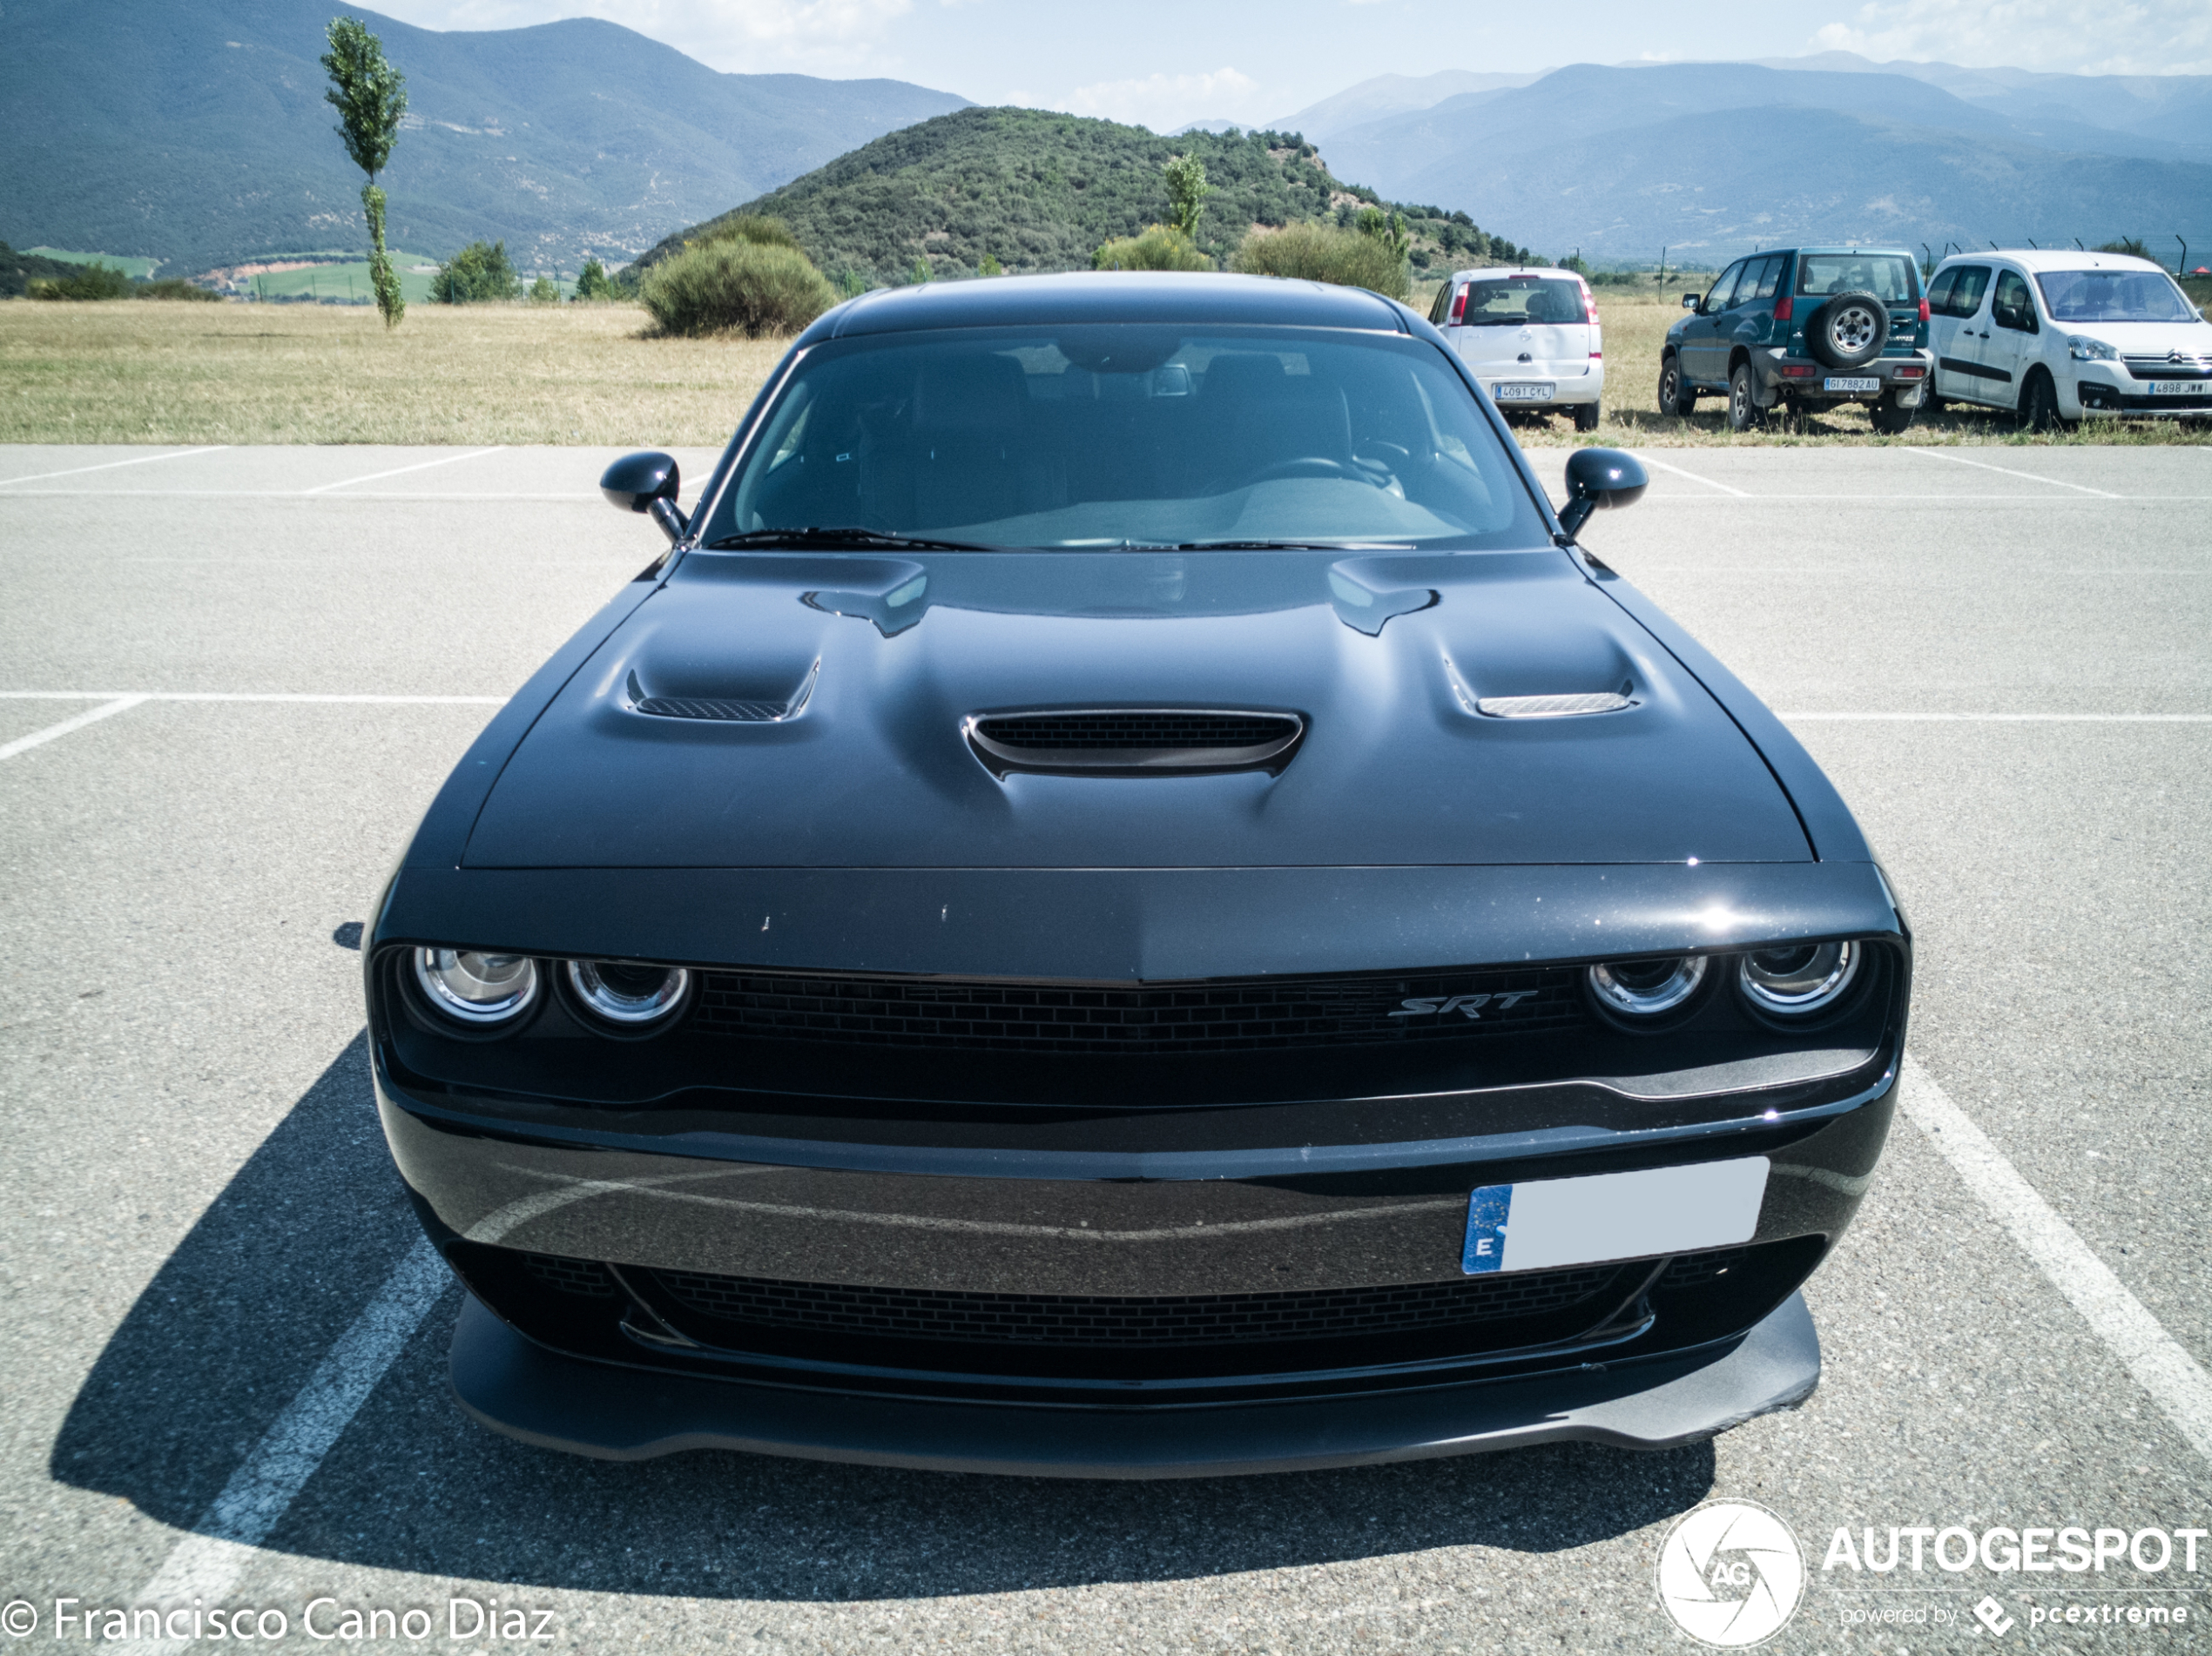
[1823,376,1880,394]
[1494,382,1554,401]
[2151,380,2202,396]
[1462,1157,1768,1274]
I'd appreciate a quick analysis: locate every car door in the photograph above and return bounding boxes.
[1932,266,1994,401]
[1684,262,1744,384]
[1730,255,1784,358]
[1984,266,2042,407]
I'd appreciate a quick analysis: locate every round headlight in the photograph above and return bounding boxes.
[565,959,691,1028]
[413,947,539,1025]
[1738,940,1860,1015]
[1587,955,1708,1019]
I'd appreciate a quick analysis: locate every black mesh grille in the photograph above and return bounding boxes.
[634,696,790,722]
[1658,1247,1750,1289]
[650,1264,1621,1349]
[691,965,1584,1054]
[974,710,1296,751]
[524,1254,617,1298]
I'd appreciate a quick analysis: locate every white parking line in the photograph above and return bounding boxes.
[0,447,229,488]
[0,691,506,704]
[300,447,505,494]
[1626,451,1753,497]
[1899,1055,2212,1464]
[1781,711,2212,722]
[0,695,146,761]
[105,1239,449,1656]
[1903,447,2121,497]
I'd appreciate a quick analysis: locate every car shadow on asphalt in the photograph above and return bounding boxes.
[53,1035,1716,1601]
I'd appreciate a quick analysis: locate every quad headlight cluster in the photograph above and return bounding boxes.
[410,947,691,1036]
[1586,939,1865,1030]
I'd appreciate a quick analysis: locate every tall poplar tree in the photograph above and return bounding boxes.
[321,17,408,327]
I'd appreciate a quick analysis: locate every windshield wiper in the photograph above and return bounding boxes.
[707,526,994,552]
[1176,539,1414,551]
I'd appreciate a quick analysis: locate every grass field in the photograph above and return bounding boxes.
[23,247,162,280]
[2,290,2206,448]
[233,255,448,306]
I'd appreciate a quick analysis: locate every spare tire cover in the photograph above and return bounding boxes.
[1807,291,1890,371]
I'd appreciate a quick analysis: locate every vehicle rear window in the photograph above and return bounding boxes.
[705,326,1548,552]
[1796,254,1919,302]
[1931,265,1990,318]
[1453,277,1588,326]
[2034,268,2198,325]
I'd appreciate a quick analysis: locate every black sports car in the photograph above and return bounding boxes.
[369,273,1908,1476]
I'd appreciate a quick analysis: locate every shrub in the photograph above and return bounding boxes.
[978,253,1003,278]
[908,257,932,286]
[1231,222,1410,300]
[2097,236,2149,258]
[640,238,839,337]
[1093,225,1212,272]
[699,214,804,252]
[432,240,521,303]
[528,275,559,303]
[29,260,135,300]
[135,278,220,301]
[573,258,618,300]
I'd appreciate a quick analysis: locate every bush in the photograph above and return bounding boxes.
[432,240,521,303]
[134,278,220,301]
[978,253,1003,278]
[1231,221,1410,300]
[699,214,803,252]
[28,260,134,300]
[528,275,559,303]
[573,258,619,300]
[1093,225,1212,272]
[640,238,839,338]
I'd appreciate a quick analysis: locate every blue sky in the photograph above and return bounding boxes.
[363,0,2211,130]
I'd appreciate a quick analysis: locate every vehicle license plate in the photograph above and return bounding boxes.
[1494,382,1554,401]
[2151,380,2200,396]
[1461,1157,1768,1274]
[1822,376,1880,394]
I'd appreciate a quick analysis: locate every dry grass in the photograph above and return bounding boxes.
[0,300,786,446]
[2,290,2204,449]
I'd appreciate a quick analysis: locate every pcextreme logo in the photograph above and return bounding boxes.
[1657,1499,1808,1647]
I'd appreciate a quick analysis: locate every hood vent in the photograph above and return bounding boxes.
[627,663,817,724]
[1476,691,1634,719]
[966,709,1305,777]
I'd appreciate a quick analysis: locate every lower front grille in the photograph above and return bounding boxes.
[648,1263,1620,1349]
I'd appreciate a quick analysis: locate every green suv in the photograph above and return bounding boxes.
[1660,247,1934,433]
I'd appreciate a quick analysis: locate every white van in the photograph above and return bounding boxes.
[1924,249,2210,427]
[1428,267,1604,430]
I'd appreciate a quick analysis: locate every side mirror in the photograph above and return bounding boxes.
[1682,293,1699,310]
[600,450,688,545]
[1557,448,1648,541]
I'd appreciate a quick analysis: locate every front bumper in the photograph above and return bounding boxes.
[448,1285,1821,1476]
[1754,349,1932,405]
[2075,378,2212,415]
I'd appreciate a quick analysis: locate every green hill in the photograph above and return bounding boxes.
[635,109,1535,287]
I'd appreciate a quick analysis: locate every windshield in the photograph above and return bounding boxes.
[704,327,1547,551]
[1796,254,1918,302]
[1457,276,1588,326]
[2034,269,2199,325]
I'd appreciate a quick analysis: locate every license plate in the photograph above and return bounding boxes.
[1494,382,1554,401]
[1462,1157,1769,1274]
[2151,380,2202,396]
[1823,376,1880,394]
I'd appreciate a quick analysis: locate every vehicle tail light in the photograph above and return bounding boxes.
[1580,282,1598,324]
[1589,349,1602,359]
[1781,364,1817,379]
[1918,298,1931,320]
[1448,288,1467,325]
[1773,296,1793,322]
[1894,364,1925,380]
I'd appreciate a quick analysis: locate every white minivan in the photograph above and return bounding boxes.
[1427,267,1604,430]
[1924,249,2210,427]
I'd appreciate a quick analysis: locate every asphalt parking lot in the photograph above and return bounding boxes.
[3,440,2208,1653]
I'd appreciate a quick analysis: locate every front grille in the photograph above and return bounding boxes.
[2123,353,2212,379]
[691,964,1584,1054]
[975,710,1298,751]
[650,1263,1622,1349]
[1658,1247,1750,1289]
[524,1254,617,1298]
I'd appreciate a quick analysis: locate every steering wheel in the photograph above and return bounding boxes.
[1204,456,1382,494]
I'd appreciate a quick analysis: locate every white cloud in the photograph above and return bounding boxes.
[1062,66,1263,132]
[368,0,914,73]
[1812,0,2212,76]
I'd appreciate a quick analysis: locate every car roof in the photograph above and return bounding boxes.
[1934,248,2171,275]
[1447,267,1584,281]
[800,271,1412,343]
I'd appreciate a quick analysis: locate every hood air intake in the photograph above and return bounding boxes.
[965,709,1305,777]
[627,663,817,724]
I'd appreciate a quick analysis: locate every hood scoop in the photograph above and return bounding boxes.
[627,662,818,724]
[966,709,1305,778]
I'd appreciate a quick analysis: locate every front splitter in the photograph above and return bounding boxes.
[448,1292,1819,1478]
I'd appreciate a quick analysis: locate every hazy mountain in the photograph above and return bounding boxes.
[1318,61,2212,262]
[1269,71,1547,143]
[0,0,967,277]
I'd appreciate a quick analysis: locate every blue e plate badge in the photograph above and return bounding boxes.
[1462,1183,1511,1274]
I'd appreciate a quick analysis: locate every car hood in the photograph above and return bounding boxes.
[2060,320,2212,353]
[462,549,1811,870]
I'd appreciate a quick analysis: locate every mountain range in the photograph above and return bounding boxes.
[0,0,967,278]
[1309,57,2212,264]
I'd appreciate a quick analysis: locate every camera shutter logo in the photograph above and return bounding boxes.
[1656,1499,1806,1647]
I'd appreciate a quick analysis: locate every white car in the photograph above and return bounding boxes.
[1427,267,1604,430]
[1924,249,2210,427]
